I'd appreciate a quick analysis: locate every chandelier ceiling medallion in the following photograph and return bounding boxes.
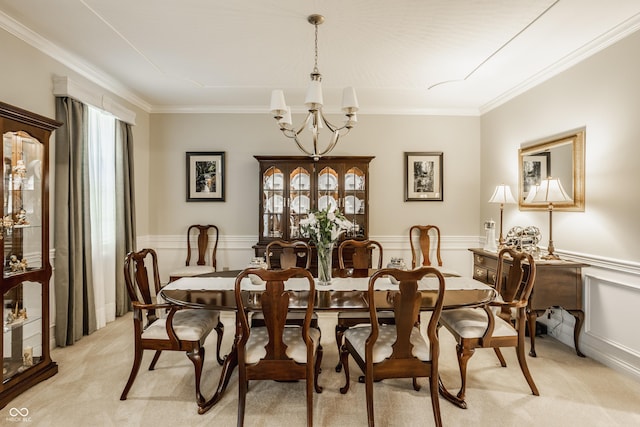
[269,14,359,160]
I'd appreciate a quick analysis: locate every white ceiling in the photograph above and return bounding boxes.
[2,0,640,115]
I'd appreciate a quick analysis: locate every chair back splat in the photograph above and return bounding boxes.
[266,239,311,269]
[409,225,442,268]
[169,224,219,281]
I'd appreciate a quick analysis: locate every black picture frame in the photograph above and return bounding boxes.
[186,151,225,202]
[404,152,443,201]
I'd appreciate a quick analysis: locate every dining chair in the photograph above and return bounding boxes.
[253,239,315,327]
[339,267,446,427]
[265,239,311,269]
[235,267,323,427]
[409,224,442,268]
[120,248,225,407]
[410,224,460,276]
[169,224,219,282]
[438,247,538,407]
[334,239,392,373]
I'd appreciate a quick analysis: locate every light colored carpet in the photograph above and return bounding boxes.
[5,312,640,426]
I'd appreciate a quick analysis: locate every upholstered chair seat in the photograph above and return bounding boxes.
[142,309,219,341]
[245,326,321,364]
[344,324,431,363]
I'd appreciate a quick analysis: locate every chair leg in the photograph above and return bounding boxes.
[237,368,247,427]
[307,366,314,427]
[429,376,443,427]
[215,320,225,365]
[456,342,475,401]
[120,345,143,400]
[334,324,346,372]
[339,345,351,394]
[314,344,324,393]
[365,370,375,427]
[149,350,162,370]
[494,348,507,367]
[187,347,206,406]
[515,340,540,396]
[412,377,421,391]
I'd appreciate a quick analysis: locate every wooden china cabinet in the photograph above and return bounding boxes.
[254,156,374,273]
[0,102,61,407]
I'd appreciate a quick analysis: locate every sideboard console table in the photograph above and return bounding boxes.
[469,248,589,357]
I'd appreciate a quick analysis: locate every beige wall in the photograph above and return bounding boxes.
[480,30,640,263]
[149,113,481,239]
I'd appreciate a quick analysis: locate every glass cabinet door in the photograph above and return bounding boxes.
[3,281,43,382]
[343,166,366,238]
[3,131,44,277]
[262,166,285,239]
[317,166,339,212]
[289,166,311,239]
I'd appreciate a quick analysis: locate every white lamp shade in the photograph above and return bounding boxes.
[304,80,323,106]
[488,184,516,204]
[278,106,292,126]
[270,90,287,115]
[524,184,540,203]
[341,87,359,112]
[532,177,572,203]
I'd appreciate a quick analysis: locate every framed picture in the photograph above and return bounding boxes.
[404,152,443,201]
[186,151,225,202]
[521,153,550,200]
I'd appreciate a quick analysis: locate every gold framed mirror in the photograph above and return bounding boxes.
[518,128,585,211]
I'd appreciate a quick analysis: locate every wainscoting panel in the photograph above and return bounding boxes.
[544,250,640,381]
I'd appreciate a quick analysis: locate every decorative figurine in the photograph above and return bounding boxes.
[2,214,13,228]
[19,258,27,272]
[9,255,20,272]
[15,208,29,225]
[23,346,33,367]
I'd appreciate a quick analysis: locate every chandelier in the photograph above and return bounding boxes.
[269,14,359,160]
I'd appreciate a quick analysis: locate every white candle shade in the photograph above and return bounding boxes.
[341,87,359,112]
[270,90,287,115]
[304,80,323,107]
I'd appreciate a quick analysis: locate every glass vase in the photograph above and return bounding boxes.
[316,242,334,286]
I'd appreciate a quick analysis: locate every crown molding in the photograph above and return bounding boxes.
[480,12,640,114]
[0,10,151,113]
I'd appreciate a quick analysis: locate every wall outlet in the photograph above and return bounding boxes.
[222,266,229,271]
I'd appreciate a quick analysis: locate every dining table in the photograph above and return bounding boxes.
[159,268,496,413]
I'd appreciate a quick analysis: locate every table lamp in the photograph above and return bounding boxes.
[532,177,572,260]
[488,184,516,248]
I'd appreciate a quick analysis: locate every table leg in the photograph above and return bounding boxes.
[197,322,240,414]
[567,309,586,357]
[527,310,538,357]
[438,376,467,409]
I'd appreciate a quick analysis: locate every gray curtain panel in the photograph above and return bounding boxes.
[54,97,97,346]
[115,119,136,316]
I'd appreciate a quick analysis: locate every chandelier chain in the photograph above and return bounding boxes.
[313,23,319,74]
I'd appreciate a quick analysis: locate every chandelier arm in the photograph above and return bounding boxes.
[317,131,341,157]
[292,134,315,157]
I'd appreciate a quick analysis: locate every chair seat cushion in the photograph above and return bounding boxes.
[344,324,431,362]
[245,326,321,364]
[142,309,219,341]
[169,265,215,277]
[440,307,517,339]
